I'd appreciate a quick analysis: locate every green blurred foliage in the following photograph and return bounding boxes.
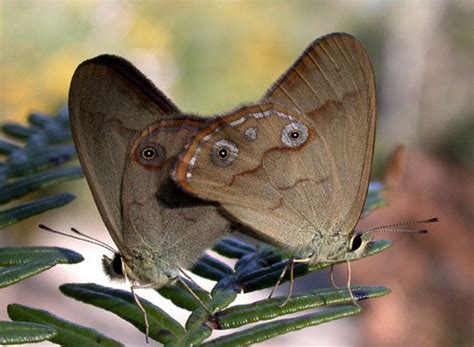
[2,1,471,169]
[1,1,388,120]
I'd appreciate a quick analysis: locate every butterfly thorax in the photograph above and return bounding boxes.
[305,233,348,264]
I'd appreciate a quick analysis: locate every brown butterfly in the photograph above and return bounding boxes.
[173,33,376,301]
[68,55,230,336]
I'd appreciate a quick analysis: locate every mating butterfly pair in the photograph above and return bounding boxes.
[69,33,375,315]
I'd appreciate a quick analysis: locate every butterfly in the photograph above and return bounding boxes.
[173,33,376,302]
[68,54,230,337]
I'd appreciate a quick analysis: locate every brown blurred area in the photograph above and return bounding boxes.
[356,149,474,346]
[1,1,473,346]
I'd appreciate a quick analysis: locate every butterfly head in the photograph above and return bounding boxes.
[344,232,373,260]
[102,253,125,280]
[102,250,178,288]
[309,230,373,263]
[321,217,437,263]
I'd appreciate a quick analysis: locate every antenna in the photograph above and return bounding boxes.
[362,218,438,236]
[38,224,116,253]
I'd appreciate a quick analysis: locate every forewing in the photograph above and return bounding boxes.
[69,55,179,248]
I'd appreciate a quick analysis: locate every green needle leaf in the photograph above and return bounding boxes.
[0,247,84,266]
[167,279,239,342]
[351,239,392,260]
[0,140,20,155]
[0,167,83,204]
[158,278,211,311]
[0,193,76,229]
[7,145,77,177]
[0,321,57,345]
[0,260,58,288]
[27,112,53,127]
[215,286,390,329]
[191,254,234,281]
[174,288,238,347]
[1,124,37,140]
[239,240,391,292]
[213,237,256,258]
[60,283,184,344]
[8,304,123,346]
[202,305,361,346]
[0,247,83,287]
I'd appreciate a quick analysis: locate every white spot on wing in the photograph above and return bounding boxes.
[230,117,246,127]
[244,127,258,141]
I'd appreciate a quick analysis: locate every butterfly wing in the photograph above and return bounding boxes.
[121,119,230,280]
[175,33,376,260]
[69,55,179,250]
[263,32,376,235]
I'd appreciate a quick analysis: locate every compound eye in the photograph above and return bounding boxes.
[211,139,238,167]
[349,233,363,252]
[136,141,165,167]
[281,122,308,148]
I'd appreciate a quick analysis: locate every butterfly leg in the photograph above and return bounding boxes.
[130,285,150,343]
[268,259,292,299]
[176,272,213,315]
[123,265,150,343]
[346,260,360,308]
[278,257,312,307]
[178,266,203,289]
[279,259,296,308]
[330,264,340,289]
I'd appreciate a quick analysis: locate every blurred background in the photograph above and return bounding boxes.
[1,0,472,346]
